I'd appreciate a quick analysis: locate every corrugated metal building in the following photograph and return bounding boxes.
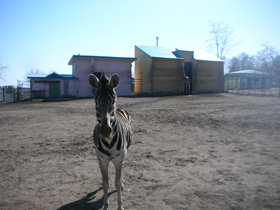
[134,45,224,95]
[134,45,184,95]
[173,49,224,93]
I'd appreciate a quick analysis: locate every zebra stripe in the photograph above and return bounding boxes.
[93,110,131,157]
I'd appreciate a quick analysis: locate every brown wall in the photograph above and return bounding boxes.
[134,47,152,93]
[174,50,224,93]
[196,61,224,92]
[177,51,194,62]
[152,59,184,93]
[135,47,184,94]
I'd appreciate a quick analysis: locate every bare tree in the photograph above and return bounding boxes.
[207,21,238,60]
[228,52,256,72]
[26,68,46,76]
[228,44,280,80]
[0,56,8,81]
[256,44,280,75]
[25,68,46,82]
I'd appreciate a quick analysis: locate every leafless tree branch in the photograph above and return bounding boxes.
[207,21,239,60]
[0,56,8,81]
[228,44,280,77]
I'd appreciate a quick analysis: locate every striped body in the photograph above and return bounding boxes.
[89,73,131,210]
[94,108,132,160]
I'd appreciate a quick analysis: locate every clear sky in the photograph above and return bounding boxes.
[1,0,279,86]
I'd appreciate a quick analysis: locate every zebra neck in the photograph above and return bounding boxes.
[100,121,119,149]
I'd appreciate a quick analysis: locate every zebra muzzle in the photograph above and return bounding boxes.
[100,124,112,138]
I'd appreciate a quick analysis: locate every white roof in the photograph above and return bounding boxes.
[193,50,223,62]
[136,45,182,59]
[230,70,266,74]
[175,49,223,62]
[224,70,271,78]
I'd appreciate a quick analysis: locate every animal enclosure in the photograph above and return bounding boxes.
[0,94,280,209]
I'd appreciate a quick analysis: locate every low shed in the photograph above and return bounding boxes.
[28,73,76,99]
[224,70,271,90]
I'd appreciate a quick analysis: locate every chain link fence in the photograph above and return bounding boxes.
[224,72,280,97]
[0,80,31,103]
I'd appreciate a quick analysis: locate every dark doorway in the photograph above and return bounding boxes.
[184,62,192,78]
[49,82,60,98]
[184,62,192,93]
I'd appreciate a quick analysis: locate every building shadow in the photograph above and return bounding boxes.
[57,187,117,210]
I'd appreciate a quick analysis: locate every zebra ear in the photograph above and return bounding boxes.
[109,73,119,89]
[88,74,99,88]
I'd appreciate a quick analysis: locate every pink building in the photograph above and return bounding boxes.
[28,55,136,99]
[68,55,136,97]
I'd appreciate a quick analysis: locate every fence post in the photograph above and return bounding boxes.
[17,80,20,101]
[3,86,5,102]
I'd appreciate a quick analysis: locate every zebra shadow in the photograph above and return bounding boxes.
[57,187,117,210]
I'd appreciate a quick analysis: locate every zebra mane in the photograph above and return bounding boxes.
[94,73,116,103]
[99,73,109,86]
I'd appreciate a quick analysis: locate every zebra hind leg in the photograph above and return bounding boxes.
[99,159,110,210]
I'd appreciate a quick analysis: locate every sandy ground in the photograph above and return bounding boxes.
[0,94,280,210]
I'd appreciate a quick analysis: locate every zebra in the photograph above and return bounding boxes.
[88,73,132,210]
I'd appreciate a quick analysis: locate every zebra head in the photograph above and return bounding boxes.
[88,73,119,138]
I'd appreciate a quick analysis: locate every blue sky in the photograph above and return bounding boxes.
[1,0,279,86]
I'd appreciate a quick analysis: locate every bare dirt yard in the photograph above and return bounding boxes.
[1,94,280,210]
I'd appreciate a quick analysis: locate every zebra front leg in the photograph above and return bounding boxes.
[113,159,124,210]
[99,158,110,210]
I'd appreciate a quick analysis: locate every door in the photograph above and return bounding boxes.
[49,82,60,98]
[247,78,252,89]
[262,78,266,89]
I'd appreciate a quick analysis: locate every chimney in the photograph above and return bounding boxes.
[156,36,159,47]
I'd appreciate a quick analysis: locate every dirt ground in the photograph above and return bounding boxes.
[0,94,280,210]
